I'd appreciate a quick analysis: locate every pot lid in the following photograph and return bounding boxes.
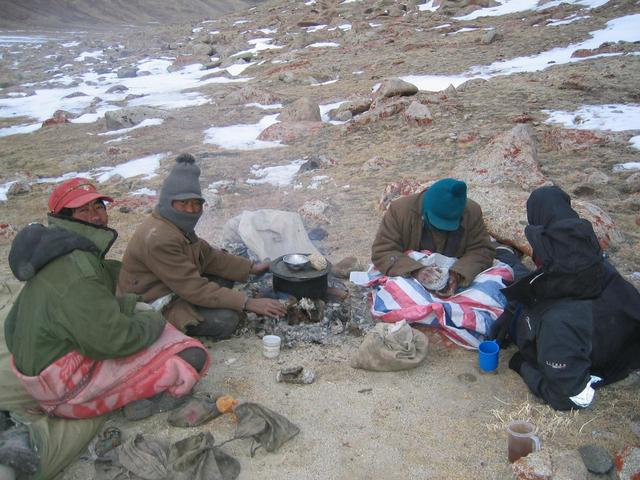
[270,254,331,281]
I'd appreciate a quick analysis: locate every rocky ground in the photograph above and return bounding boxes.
[1,0,640,478]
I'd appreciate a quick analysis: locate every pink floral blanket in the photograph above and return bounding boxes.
[11,324,209,419]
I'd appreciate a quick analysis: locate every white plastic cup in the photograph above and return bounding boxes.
[262,335,281,359]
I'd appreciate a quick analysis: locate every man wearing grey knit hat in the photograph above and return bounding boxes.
[119,153,286,338]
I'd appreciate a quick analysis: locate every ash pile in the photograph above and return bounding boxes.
[221,209,375,347]
[236,274,375,348]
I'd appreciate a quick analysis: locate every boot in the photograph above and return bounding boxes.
[123,392,189,421]
[0,425,39,474]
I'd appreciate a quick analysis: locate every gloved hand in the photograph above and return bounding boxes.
[488,307,514,348]
[509,352,524,374]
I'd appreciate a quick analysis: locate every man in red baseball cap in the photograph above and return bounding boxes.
[47,177,114,226]
[0,177,210,479]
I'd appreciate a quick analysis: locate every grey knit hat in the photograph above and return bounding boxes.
[159,153,203,203]
[157,153,204,237]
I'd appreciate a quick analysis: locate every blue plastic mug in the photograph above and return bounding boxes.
[478,340,499,372]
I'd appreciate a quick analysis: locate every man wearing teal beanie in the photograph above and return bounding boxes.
[371,178,495,296]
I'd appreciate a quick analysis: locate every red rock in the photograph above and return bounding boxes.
[110,195,156,214]
[378,179,430,211]
[265,59,310,76]
[107,147,121,155]
[458,134,478,144]
[542,128,606,151]
[571,42,622,58]
[512,450,552,480]
[403,101,433,126]
[0,223,17,239]
[635,217,640,226]
[573,199,623,250]
[172,55,199,66]
[615,445,640,480]
[41,110,70,128]
[513,114,535,123]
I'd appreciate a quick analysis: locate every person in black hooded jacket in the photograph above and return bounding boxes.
[492,186,640,410]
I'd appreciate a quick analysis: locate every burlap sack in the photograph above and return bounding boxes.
[350,320,428,371]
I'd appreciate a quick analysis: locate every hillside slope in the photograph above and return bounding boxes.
[0,0,259,29]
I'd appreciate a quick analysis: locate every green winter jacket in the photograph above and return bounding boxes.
[5,215,166,376]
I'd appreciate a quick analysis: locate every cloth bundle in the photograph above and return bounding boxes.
[416,252,457,291]
[350,251,513,349]
[95,432,240,480]
[222,402,300,457]
[351,320,428,371]
[11,324,208,418]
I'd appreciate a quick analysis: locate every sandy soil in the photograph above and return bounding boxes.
[1,0,639,478]
[60,331,640,479]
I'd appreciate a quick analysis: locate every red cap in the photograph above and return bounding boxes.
[48,178,114,214]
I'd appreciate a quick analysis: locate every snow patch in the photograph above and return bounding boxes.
[203,114,282,150]
[247,160,305,186]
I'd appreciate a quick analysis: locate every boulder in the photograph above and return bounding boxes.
[481,29,499,44]
[277,97,321,122]
[551,450,587,480]
[578,445,613,474]
[42,110,73,127]
[279,71,298,84]
[361,157,391,172]
[116,67,138,79]
[585,169,609,185]
[298,200,330,224]
[330,109,353,121]
[378,179,430,212]
[616,445,640,480]
[471,187,621,255]
[374,78,418,99]
[403,101,433,126]
[7,181,31,197]
[541,128,606,151]
[622,172,640,193]
[258,121,324,144]
[104,106,169,130]
[105,84,128,94]
[224,86,282,106]
[350,97,412,128]
[63,91,88,99]
[454,124,546,191]
[572,199,623,250]
[512,449,552,480]
[332,257,363,279]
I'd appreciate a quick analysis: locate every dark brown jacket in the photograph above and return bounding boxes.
[371,190,495,287]
[118,212,252,330]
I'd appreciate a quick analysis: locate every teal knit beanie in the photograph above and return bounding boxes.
[422,178,467,231]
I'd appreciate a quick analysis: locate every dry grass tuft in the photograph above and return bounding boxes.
[485,396,578,439]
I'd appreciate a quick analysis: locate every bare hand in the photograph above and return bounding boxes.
[412,266,442,286]
[250,262,271,275]
[437,272,460,298]
[245,298,287,318]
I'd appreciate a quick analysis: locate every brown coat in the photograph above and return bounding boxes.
[371,190,495,287]
[118,212,252,330]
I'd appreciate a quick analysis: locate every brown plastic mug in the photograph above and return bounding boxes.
[507,420,541,463]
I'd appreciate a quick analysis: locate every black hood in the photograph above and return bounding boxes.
[526,185,579,226]
[524,186,602,275]
[504,186,604,304]
[8,222,98,281]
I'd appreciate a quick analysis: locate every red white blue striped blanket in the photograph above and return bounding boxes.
[350,251,513,349]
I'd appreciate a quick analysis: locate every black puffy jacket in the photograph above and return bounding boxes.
[505,186,640,410]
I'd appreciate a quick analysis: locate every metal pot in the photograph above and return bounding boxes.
[270,254,330,299]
